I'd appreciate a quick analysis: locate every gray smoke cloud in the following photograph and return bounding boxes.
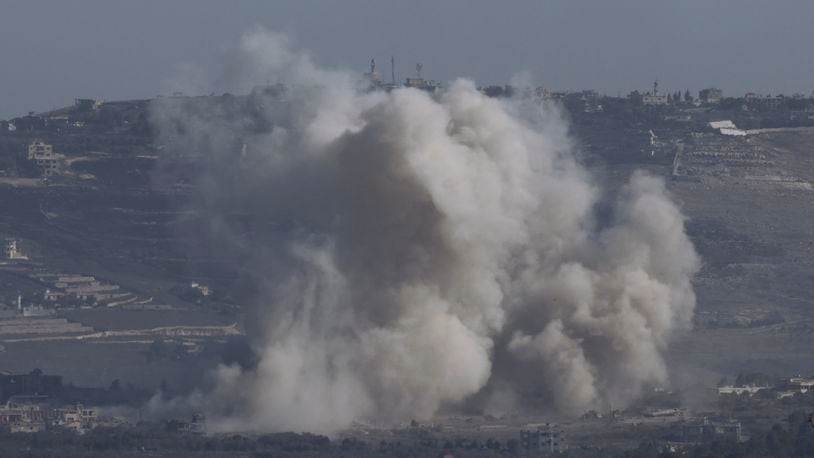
[152,28,700,434]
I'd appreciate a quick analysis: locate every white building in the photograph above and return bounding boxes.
[5,240,28,260]
[642,80,669,105]
[54,404,97,433]
[190,281,211,297]
[644,408,684,417]
[717,384,769,396]
[643,93,669,105]
[27,141,62,176]
[709,120,747,136]
[788,377,814,393]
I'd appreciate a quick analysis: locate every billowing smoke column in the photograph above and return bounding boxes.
[152,28,700,434]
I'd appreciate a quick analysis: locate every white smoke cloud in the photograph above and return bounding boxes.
[152,28,700,434]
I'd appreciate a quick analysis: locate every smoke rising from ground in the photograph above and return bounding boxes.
[152,28,700,434]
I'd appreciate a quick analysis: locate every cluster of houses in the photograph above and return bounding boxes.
[0,400,103,434]
[0,369,125,434]
[34,272,142,309]
[717,375,814,399]
[2,239,149,312]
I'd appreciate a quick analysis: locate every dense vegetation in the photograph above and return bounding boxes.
[0,412,811,458]
[623,412,814,458]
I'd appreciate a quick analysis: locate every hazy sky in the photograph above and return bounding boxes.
[2,0,813,119]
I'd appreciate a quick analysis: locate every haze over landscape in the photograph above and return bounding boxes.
[0,2,813,457]
[2,0,814,118]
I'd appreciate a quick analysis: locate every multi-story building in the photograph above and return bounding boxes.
[0,403,47,433]
[27,140,62,176]
[520,426,566,453]
[54,404,98,433]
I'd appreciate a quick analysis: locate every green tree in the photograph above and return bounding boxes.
[685,90,693,103]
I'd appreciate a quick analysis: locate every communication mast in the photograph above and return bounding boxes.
[363,58,382,85]
[391,56,396,85]
[416,62,423,79]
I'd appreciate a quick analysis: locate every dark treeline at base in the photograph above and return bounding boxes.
[621,411,814,458]
[0,412,813,458]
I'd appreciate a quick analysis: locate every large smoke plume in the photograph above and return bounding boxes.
[152,28,700,434]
